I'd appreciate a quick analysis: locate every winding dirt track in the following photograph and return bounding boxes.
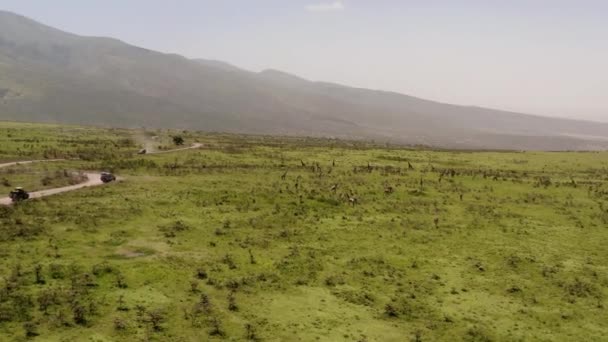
[0,159,66,169]
[0,143,202,205]
[147,143,202,154]
[0,172,103,206]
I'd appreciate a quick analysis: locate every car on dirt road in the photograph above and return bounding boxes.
[100,172,116,183]
[9,187,30,202]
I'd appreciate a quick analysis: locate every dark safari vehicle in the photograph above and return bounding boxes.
[100,172,116,183]
[9,187,29,202]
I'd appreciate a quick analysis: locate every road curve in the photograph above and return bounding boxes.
[0,143,202,205]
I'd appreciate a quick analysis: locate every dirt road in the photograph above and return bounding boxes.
[0,172,103,205]
[0,143,201,205]
[145,143,202,155]
[0,159,66,169]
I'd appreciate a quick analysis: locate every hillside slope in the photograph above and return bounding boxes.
[0,10,606,150]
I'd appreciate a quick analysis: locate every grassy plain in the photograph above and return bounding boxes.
[0,121,607,341]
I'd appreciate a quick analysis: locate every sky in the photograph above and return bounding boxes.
[1,0,607,122]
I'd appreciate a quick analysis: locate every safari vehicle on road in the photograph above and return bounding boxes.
[100,172,116,183]
[9,187,30,202]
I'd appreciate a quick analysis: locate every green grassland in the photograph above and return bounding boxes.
[0,121,607,341]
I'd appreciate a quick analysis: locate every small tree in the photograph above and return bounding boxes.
[115,273,128,289]
[73,304,87,325]
[190,280,199,293]
[173,136,185,146]
[23,321,39,337]
[135,305,147,324]
[114,317,128,331]
[34,264,45,285]
[147,309,166,331]
[228,291,238,311]
[209,317,225,337]
[37,290,55,314]
[196,268,208,280]
[384,303,399,317]
[117,295,129,311]
[248,249,257,265]
[245,323,259,341]
[199,293,212,314]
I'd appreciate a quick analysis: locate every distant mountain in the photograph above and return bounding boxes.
[0,10,607,150]
[193,59,245,73]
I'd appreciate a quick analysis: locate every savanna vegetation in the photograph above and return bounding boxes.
[0,121,607,341]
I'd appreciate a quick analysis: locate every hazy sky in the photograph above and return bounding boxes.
[1,0,607,122]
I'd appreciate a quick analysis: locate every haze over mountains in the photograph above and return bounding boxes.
[0,10,606,150]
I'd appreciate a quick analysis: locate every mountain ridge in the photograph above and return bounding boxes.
[0,10,606,150]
